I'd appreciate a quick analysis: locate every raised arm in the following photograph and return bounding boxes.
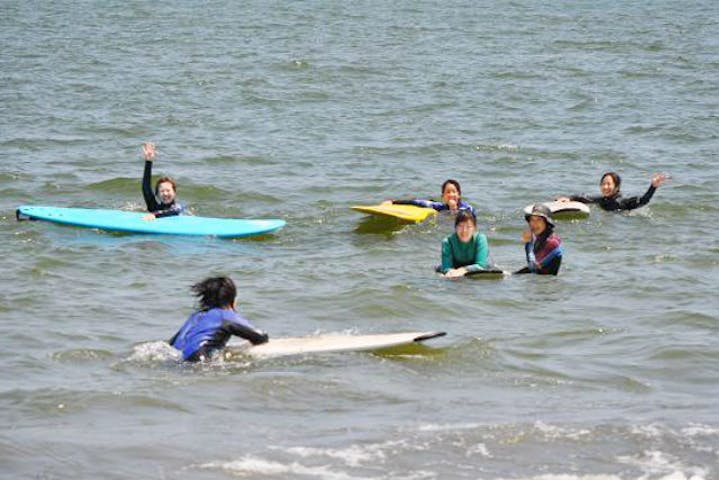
[141,142,159,212]
[616,172,669,210]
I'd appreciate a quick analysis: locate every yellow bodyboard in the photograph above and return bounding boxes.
[352,204,437,223]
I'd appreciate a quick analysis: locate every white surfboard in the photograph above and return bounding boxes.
[523,201,590,219]
[227,331,446,359]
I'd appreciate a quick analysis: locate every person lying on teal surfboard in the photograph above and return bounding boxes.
[436,210,489,278]
[382,179,476,216]
[141,142,187,220]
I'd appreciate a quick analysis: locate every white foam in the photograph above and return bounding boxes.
[466,442,492,458]
[616,450,707,480]
[125,341,180,363]
[197,456,367,480]
[681,424,719,437]
[629,423,664,439]
[417,421,484,432]
[283,439,409,468]
[533,421,592,440]
[495,476,620,480]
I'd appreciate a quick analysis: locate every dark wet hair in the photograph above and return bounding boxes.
[155,176,177,195]
[454,209,477,228]
[192,276,237,310]
[600,172,621,193]
[441,179,462,196]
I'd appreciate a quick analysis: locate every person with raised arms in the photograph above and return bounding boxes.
[436,210,490,278]
[516,204,562,276]
[382,179,476,216]
[141,142,186,220]
[556,171,668,212]
[169,276,269,362]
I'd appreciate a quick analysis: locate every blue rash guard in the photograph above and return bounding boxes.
[142,160,186,218]
[169,307,268,361]
[392,198,476,216]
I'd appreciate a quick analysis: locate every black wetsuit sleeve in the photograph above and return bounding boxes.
[617,185,656,210]
[568,194,603,204]
[142,160,160,212]
[222,320,269,345]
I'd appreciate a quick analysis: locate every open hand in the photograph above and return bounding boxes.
[445,267,467,278]
[651,172,669,188]
[142,142,157,162]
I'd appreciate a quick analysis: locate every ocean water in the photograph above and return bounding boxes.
[1,1,718,479]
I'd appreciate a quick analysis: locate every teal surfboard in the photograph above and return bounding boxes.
[16,206,285,238]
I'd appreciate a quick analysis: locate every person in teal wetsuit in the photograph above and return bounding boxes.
[437,210,489,278]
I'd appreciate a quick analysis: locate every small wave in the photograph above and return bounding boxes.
[284,442,396,467]
[122,341,256,371]
[125,341,181,363]
[51,348,115,362]
[616,450,707,480]
[474,143,520,152]
[196,456,362,480]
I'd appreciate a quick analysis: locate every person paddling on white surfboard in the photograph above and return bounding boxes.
[169,276,269,362]
[556,171,669,212]
[381,179,477,216]
[141,142,186,220]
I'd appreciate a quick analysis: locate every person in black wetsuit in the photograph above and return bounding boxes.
[556,171,669,212]
[169,276,269,362]
[141,142,185,220]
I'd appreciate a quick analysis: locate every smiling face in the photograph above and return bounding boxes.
[157,181,176,204]
[455,218,476,242]
[442,182,460,206]
[528,215,547,236]
[600,174,618,197]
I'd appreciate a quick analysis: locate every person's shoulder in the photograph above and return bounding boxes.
[443,233,459,245]
[473,232,488,242]
[218,308,237,319]
[548,233,562,246]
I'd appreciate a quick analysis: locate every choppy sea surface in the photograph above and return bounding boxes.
[1,1,718,479]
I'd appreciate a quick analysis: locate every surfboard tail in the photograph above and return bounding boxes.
[413,332,446,342]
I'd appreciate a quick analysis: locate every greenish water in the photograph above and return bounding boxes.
[1,1,718,479]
